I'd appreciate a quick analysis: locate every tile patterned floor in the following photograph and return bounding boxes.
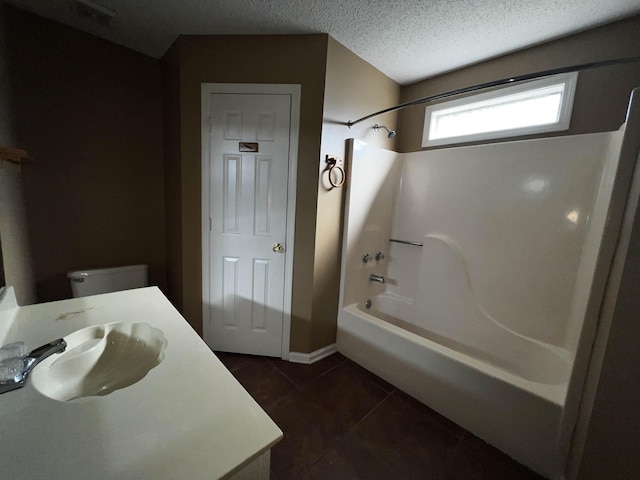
[215,351,544,480]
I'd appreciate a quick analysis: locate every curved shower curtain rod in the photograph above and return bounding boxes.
[346,55,640,128]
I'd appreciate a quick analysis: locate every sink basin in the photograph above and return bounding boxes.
[31,322,166,401]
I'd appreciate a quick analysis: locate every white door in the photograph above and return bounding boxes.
[205,92,293,357]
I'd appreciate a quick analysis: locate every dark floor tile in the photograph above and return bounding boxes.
[445,439,544,480]
[392,389,466,438]
[231,358,297,408]
[214,351,262,372]
[331,352,347,362]
[267,362,389,480]
[268,353,343,387]
[222,352,543,480]
[460,432,504,457]
[342,358,396,393]
[348,392,460,479]
[266,389,339,480]
[445,444,522,480]
[305,433,397,480]
[303,362,390,425]
[270,469,280,480]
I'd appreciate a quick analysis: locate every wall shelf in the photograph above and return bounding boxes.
[0,147,34,171]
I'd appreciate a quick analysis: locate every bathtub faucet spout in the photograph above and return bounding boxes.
[369,274,385,283]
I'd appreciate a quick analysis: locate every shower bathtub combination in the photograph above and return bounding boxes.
[337,90,640,479]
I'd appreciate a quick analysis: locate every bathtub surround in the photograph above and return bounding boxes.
[340,141,400,308]
[338,93,640,478]
[388,135,613,351]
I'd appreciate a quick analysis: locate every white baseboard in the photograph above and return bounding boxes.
[287,343,337,364]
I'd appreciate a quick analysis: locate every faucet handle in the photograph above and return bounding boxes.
[375,252,385,261]
[0,342,27,362]
[0,357,25,382]
[362,253,370,263]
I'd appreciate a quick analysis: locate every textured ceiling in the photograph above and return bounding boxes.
[8,0,640,85]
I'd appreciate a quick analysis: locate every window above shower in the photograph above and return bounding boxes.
[421,72,578,147]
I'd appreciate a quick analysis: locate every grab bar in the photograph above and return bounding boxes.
[389,238,423,247]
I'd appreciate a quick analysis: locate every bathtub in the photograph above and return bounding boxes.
[337,127,637,480]
[371,290,571,390]
[337,294,569,479]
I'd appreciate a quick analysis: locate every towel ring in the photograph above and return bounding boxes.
[326,156,345,188]
[328,163,345,188]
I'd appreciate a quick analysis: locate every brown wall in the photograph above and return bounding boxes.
[3,6,166,301]
[0,3,36,305]
[0,3,13,145]
[312,37,400,351]
[397,14,640,153]
[162,35,329,342]
[163,34,401,350]
[575,194,640,479]
[161,42,183,312]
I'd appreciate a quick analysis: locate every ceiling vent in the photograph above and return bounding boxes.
[73,0,116,27]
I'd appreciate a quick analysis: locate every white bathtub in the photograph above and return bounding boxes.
[337,295,569,479]
[337,130,634,480]
[372,290,571,389]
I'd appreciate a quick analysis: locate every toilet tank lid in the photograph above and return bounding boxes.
[67,264,148,278]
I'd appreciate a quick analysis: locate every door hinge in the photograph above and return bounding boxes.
[209,217,212,231]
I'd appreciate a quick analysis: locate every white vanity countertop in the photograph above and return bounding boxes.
[0,287,283,480]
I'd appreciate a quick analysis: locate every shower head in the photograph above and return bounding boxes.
[373,124,397,138]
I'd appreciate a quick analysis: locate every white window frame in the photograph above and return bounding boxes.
[421,72,578,147]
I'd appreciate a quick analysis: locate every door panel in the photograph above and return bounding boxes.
[208,93,291,356]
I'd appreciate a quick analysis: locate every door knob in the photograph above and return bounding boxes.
[273,243,284,253]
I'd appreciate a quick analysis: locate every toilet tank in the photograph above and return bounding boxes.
[67,265,149,298]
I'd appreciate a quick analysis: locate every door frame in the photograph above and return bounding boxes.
[201,83,301,360]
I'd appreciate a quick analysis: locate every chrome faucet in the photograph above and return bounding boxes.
[369,273,385,283]
[0,339,67,395]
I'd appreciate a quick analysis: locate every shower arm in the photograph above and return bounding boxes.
[346,55,640,128]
